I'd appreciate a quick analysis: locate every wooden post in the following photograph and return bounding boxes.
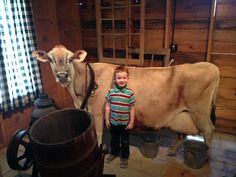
[139,0,145,66]
[126,0,129,64]
[165,0,172,49]
[164,0,172,66]
[70,0,83,50]
[206,0,218,62]
[95,0,103,61]
[112,0,115,58]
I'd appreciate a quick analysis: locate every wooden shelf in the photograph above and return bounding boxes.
[96,0,145,66]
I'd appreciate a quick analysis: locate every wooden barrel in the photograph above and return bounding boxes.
[29,108,100,177]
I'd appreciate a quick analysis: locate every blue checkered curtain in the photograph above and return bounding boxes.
[0,0,43,116]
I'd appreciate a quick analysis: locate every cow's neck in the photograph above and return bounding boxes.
[80,63,96,109]
[68,62,93,108]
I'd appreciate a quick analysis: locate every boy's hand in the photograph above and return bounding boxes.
[125,123,134,130]
[106,119,110,129]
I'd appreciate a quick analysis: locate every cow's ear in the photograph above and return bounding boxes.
[32,50,50,62]
[73,50,87,63]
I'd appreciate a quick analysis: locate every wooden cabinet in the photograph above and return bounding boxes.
[95,0,145,65]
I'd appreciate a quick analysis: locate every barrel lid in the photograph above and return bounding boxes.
[34,93,53,107]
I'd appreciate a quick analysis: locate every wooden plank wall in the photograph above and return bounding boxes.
[171,0,212,64]
[79,0,98,61]
[31,0,82,108]
[80,0,212,65]
[211,0,236,134]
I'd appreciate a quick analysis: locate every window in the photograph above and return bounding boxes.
[0,0,43,116]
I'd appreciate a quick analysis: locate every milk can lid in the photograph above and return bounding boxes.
[34,93,53,107]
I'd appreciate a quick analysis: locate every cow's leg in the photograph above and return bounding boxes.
[167,133,184,156]
[198,117,215,157]
[193,112,215,159]
[210,105,216,125]
[167,111,199,156]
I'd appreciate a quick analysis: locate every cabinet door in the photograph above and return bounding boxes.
[96,0,145,65]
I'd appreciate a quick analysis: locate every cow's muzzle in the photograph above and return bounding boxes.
[56,72,69,79]
[55,72,70,86]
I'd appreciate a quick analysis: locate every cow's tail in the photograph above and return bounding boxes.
[210,65,220,125]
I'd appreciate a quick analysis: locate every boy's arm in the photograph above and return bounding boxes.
[126,106,135,130]
[105,102,111,129]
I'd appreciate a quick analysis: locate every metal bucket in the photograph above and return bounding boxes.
[140,136,160,159]
[29,108,100,177]
[183,139,208,169]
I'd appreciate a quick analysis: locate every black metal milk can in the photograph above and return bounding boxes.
[30,93,58,126]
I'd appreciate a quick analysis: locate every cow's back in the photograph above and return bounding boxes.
[127,62,219,130]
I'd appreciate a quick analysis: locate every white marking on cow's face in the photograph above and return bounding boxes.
[48,47,75,87]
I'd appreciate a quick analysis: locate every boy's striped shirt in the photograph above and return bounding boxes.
[106,85,135,125]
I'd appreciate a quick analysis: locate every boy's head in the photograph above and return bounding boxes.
[114,65,129,77]
[113,65,129,88]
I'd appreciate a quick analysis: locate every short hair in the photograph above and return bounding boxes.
[113,65,129,78]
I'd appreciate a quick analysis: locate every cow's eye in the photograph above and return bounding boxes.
[68,57,73,63]
[48,57,56,64]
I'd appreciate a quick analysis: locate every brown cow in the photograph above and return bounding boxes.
[33,45,219,156]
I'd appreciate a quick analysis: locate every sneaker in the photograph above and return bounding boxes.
[105,154,117,163]
[120,158,128,168]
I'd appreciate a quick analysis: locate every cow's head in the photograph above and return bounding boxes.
[32,45,87,87]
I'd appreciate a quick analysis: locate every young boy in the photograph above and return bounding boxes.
[105,65,136,168]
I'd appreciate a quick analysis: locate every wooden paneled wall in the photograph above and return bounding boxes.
[80,0,98,61]
[0,107,33,149]
[31,0,82,108]
[80,0,212,64]
[211,0,236,134]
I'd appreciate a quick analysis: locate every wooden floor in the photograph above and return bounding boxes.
[0,132,236,177]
